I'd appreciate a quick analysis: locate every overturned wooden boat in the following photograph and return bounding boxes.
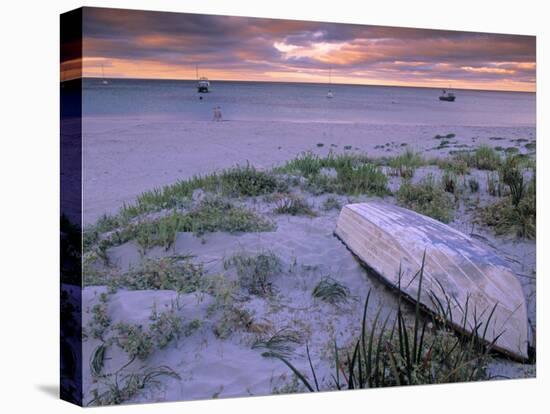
[334,202,529,360]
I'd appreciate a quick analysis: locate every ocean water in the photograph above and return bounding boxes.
[82,78,535,127]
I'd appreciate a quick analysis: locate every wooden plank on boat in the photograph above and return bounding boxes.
[334,202,528,360]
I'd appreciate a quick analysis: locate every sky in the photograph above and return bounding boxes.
[61,7,536,92]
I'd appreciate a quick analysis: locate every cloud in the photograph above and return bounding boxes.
[64,6,537,91]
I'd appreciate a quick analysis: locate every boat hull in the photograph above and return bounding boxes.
[334,202,529,360]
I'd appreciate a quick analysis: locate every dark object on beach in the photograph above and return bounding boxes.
[334,202,529,361]
[439,89,456,101]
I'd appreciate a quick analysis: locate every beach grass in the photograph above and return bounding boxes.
[113,165,283,222]
[278,152,389,196]
[437,155,470,175]
[88,366,181,406]
[312,276,350,304]
[388,149,424,178]
[85,256,205,292]
[334,161,389,196]
[397,175,454,223]
[477,154,535,238]
[87,198,275,253]
[471,145,502,170]
[226,250,282,296]
[252,328,303,358]
[274,194,317,216]
[478,163,535,239]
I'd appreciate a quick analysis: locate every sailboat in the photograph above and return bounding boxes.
[196,65,210,93]
[439,86,455,101]
[327,67,334,99]
[101,64,109,85]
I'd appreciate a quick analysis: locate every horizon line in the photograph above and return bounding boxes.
[67,76,535,93]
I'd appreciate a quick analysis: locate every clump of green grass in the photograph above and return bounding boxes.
[278,152,324,177]
[226,251,282,296]
[334,162,389,196]
[186,197,275,236]
[505,147,519,155]
[274,194,317,217]
[219,164,281,197]
[104,165,281,226]
[388,149,424,178]
[184,319,202,336]
[88,366,180,406]
[278,152,389,196]
[322,196,341,211]
[252,328,303,358]
[525,142,536,151]
[149,304,183,349]
[273,256,498,391]
[478,196,535,239]
[449,146,501,171]
[312,277,350,304]
[94,257,204,292]
[213,306,255,339]
[473,145,501,170]
[437,156,470,175]
[500,156,526,206]
[114,323,154,361]
[106,198,274,252]
[478,158,535,239]
[397,175,454,223]
[278,152,368,177]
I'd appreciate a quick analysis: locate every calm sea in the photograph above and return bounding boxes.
[82,78,535,127]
